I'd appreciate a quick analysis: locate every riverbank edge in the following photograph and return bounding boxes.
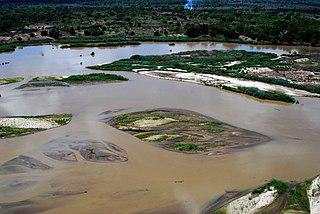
[201,174,320,214]
[1,36,319,54]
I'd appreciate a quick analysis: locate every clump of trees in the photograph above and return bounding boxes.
[0,1,319,46]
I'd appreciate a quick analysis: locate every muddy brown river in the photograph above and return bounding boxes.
[0,42,320,213]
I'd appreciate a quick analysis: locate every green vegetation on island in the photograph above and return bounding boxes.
[106,108,270,154]
[17,73,128,89]
[220,86,297,103]
[0,44,16,53]
[89,50,320,103]
[0,77,24,85]
[61,73,128,83]
[0,114,72,138]
[205,176,318,214]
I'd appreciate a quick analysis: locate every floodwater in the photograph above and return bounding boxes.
[0,42,320,213]
[1,41,319,78]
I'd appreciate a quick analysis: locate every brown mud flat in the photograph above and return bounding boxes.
[0,178,39,199]
[0,199,54,214]
[42,138,128,163]
[106,108,271,154]
[0,155,52,174]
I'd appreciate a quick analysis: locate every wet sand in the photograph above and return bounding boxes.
[0,43,320,213]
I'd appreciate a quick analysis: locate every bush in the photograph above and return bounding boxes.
[172,143,198,151]
[62,73,128,83]
[268,179,289,195]
[222,86,296,103]
[49,28,60,39]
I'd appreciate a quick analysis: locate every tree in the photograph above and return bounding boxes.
[185,24,208,38]
[154,30,161,36]
[49,28,60,39]
[128,31,135,36]
[69,27,76,35]
[40,30,48,36]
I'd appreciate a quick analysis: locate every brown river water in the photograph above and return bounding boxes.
[0,42,320,213]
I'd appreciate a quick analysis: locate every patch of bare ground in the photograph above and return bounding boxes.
[42,138,128,163]
[106,108,271,154]
[0,199,51,214]
[203,176,320,214]
[0,113,72,138]
[0,155,52,174]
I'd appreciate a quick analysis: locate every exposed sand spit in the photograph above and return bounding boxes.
[308,176,320,214]
[139,70,317,97]
[0,118,60,129]
[0,114,72,138]
[133,117,176,128]
[227,187,277,214]
[42,139,128,163]
[0,155,52,174]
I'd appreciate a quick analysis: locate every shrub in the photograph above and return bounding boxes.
[172,143,198,151]
[268,179,289,195]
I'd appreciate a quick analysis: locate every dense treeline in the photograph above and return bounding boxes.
[0,0,319,46]
[0,0,319,7]
[185,11,320,45]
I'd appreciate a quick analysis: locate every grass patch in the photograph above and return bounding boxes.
[17,73,128,89]
[18,81,68,88]
[88,50,315,101]
[206,128,225,133]
[286,184,310,212]
[0,77,24,85]
[268,179,289,196]
[0,126,44,138]
[252,179,289,196]
[107,109,269,154]
[50,114,72,125]
[138,116,165,120]
[134,132,186,142]
[0,114,72,138]
[134,132,161,139]
[172,143,198,151]
[62,73,128,83]
[0,44,16,53]
[201,121,223,126]
[222,86,296,103]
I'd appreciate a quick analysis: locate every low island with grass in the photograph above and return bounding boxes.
[203,175,320,214]
[16,73,128,89]
[105,108,270,154]
[0,113,72,138]
[89,50,320,103]
[0,77,24,86]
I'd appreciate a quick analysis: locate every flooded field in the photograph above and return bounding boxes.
[0,42,320,213]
